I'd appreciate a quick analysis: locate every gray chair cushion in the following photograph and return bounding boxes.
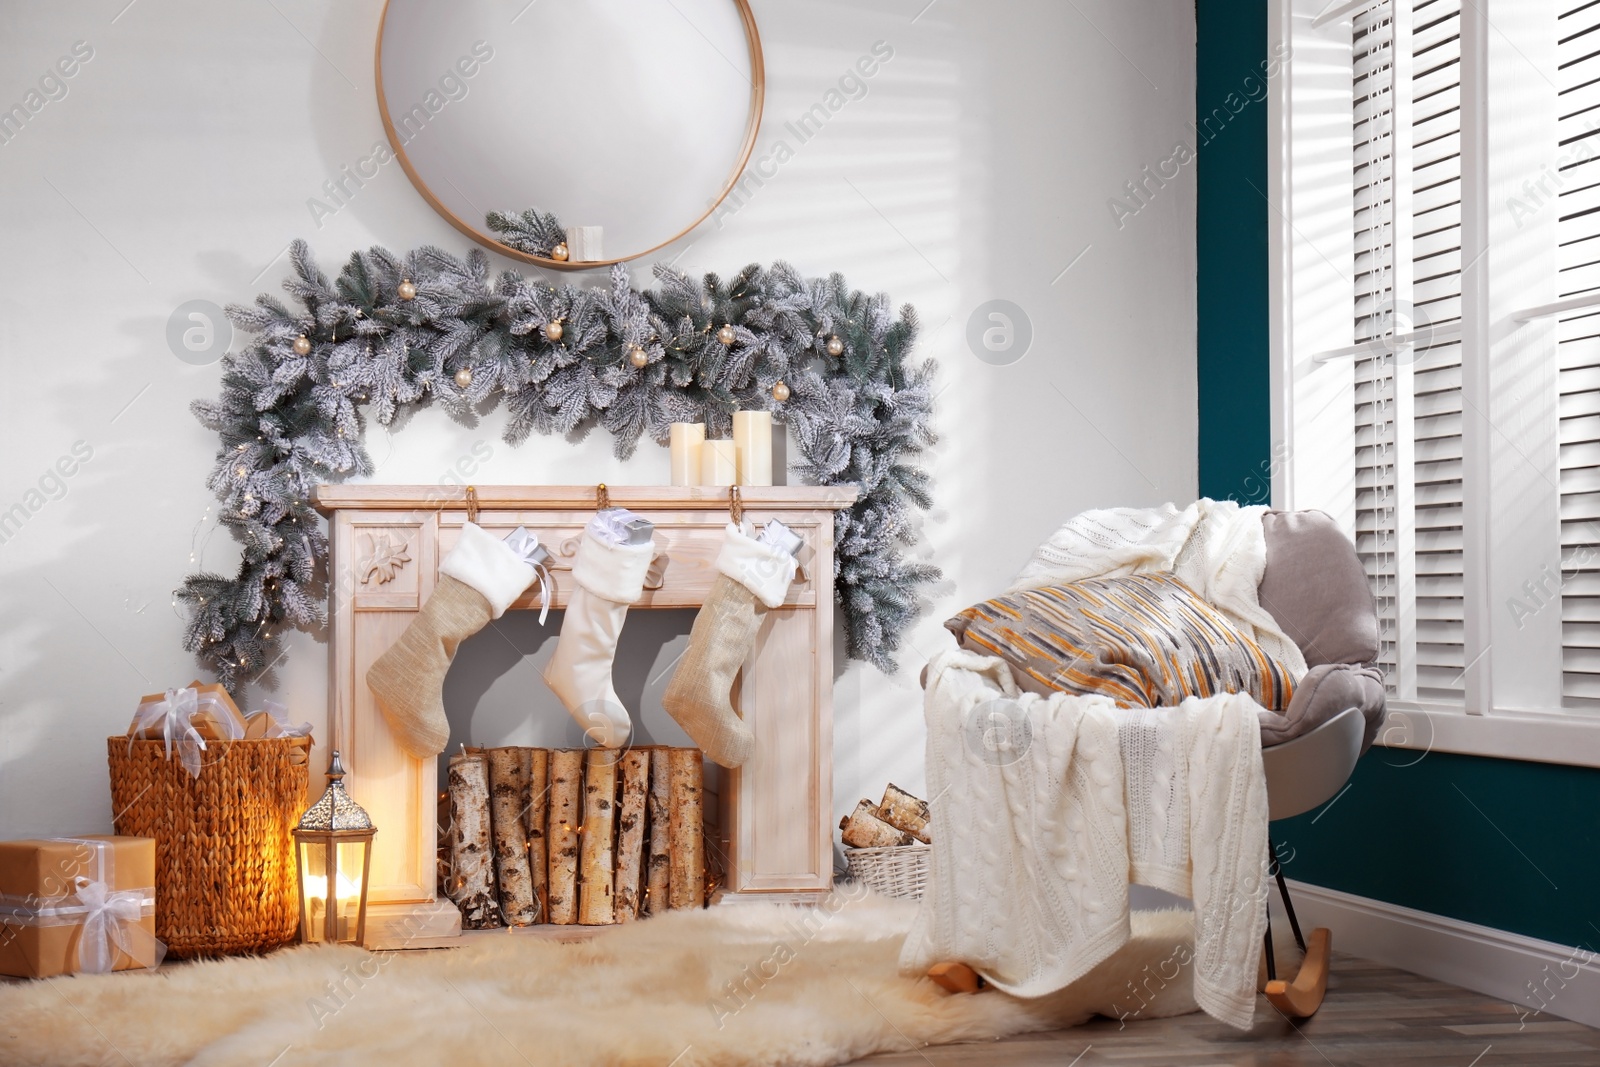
[1259,510,1380,668]
[1258,662,1385,752]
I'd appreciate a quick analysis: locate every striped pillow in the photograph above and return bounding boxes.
[946,573,1296,710]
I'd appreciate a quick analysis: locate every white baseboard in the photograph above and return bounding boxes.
[1277,879,1600,1029]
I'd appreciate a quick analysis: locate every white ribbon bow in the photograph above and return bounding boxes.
[504,527,554,624]
[72,876,164,974]
[253,699,314,739]
[127,687,207,778]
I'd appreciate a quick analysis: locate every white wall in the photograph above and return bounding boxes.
[0,0,1195,838]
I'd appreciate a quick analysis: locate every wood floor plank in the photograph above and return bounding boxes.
[849,952,1600,1066]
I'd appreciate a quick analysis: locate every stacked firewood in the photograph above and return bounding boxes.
[442,746,706,929]
[839,783,931,848]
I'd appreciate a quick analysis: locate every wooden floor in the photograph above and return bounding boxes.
[850,953,1600,1066]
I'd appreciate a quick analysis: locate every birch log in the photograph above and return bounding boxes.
[526,748,550,924]
[446,753,502,929]
[613,751,650,922]
[878,783,932,843]
[839,798,911,849]
[486,747,537,925]
[547,749,584,925]
[579,748,620,924]
[645,749,672,916]
[667,749,705,910]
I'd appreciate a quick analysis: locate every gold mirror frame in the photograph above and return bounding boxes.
[375,0,765,271]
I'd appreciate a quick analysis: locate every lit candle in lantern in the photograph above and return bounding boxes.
[302,869,364,942]
[701,439,739,486]
[732,411,772,486]
[669,423,705,486]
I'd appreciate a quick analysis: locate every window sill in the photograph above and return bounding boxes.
[1377,702,1600,770]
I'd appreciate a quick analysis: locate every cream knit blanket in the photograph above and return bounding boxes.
[1007,498,1308,680]
[899,649,1269,1030]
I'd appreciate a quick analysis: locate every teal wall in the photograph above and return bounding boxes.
[1273,751,1600,950]
[1196,0,1271,505]
[1196,0,1600,951]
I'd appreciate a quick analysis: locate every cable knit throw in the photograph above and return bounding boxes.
[1008,499,1308,682]
[900,649,1270,1030]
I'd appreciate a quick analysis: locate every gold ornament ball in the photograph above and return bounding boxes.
[551,242,569,262]
[826,335,844,357]
[772,380,790,403]
[292,335,312,356]
[717,324,736,345]
[544,320,565,342]
[454,367,473,389]
[629,344,649,368]
[398,279,417,301]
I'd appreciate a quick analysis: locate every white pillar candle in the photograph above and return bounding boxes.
[732,410,773,486]
[565,225,603,262]
[701,439,739,487]
[669,422,705,486]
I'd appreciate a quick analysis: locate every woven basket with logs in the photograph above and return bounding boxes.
[839,783,931,901]
[442,745,709,928]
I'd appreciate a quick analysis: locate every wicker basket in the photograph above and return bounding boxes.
[107,736,311,958]
[843,843,929,900]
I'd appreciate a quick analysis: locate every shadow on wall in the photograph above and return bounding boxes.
[0,341,219,836]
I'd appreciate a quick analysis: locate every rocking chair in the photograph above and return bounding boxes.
[925,509,1387,1020]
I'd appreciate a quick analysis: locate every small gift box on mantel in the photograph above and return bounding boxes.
[0,835,162,978]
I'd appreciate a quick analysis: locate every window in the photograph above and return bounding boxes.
[1557,0,1600,706]
[1271,0,1600,766]
[1351,0,1466,704]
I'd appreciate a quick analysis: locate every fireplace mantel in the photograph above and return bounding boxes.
[314,483,857,946]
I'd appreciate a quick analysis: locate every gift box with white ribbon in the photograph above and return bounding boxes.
[127,682,249,778]
[0,835,162,978]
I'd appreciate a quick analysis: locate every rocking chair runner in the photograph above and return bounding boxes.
[924,509,1388,1019]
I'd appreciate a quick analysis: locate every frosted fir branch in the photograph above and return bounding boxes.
[178,240,940,692]
[485,208,567,257]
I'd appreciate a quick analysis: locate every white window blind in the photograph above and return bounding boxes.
[1281,0,1600,765]
[1352,2,1400,688]
[1558,0,1600,705]
[1352,0,1466,703]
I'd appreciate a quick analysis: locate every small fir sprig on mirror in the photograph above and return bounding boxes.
[178,240,939,691]
[485,208,567,258]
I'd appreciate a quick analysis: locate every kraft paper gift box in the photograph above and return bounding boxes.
[0,835,161,979]
[130,680,248,743]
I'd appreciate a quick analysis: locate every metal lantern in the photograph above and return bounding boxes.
[294,750,376,945]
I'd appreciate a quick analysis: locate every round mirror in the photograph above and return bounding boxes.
[377,0,763,269]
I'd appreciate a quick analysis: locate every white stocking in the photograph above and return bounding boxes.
[544,529,653,747]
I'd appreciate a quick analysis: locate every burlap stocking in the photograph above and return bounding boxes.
[663,523,797,768]
[367,523,537,758]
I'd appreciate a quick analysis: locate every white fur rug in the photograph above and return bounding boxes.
[0,891,1200,1067]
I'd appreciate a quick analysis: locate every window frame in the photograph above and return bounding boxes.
[1267,0,1600,768]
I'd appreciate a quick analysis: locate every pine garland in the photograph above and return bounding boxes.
[179,240,939,690]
